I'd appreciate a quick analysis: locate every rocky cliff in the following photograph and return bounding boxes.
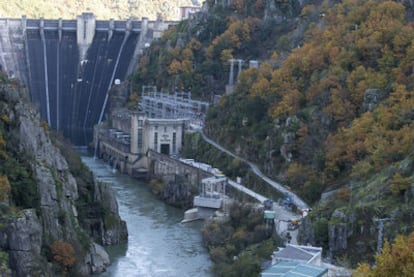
[0,78,127,276]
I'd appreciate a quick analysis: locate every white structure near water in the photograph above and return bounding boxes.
[182,175,229,223]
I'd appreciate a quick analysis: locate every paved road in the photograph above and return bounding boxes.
[199,131,309,210]
[199,131,309,244]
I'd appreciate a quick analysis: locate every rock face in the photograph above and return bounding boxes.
[328,210,349,259]
[363,88,386,112]
[4,209,52,276]
[0,84,127,276]
[94,182,128,245]
[161,178,193,208]
[85,243,111,273]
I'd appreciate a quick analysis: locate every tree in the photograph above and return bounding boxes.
[0,176,10,202]
[51,240,76,272]
[355,231,414,277]
[167,59,182,75]
[0,133,7,159]
[389,173,410,196]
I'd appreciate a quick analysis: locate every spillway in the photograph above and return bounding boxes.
[0,14,175,145]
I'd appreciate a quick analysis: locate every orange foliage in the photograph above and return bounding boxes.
[389,173,410,195]
[355,232,414,276]
[323,88,356,125]
[251,77,270,97]
[0,134,6,160]
[205,19,251,59]
[336,187,350,201]
[181,60,193,74]
[181,48,193,60]
[51,240,76,270]
[0,176,11,201]
[220,49,234,65]
[167,59,181,75]
[325,82,414,178]
[188,38,201,51]
[271,89,302,118]
[295,122,308,144]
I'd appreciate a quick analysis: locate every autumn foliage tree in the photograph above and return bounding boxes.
[0,176,10,202]
[51,240,76,272]
[355,231,414,277]
[205,17,251,60]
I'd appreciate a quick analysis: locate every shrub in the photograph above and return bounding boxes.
[0,176,10,201]
[336,187,351,201]
[50,240,76,272]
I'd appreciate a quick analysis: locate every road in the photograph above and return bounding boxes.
[198,131,308,244]
[199,131,309,210]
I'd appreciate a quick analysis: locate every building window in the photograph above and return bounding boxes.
[154,132,158,151]
[172,132,176,153]
[164,126,167,132]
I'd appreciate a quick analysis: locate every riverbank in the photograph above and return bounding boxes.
[82,156,212,276]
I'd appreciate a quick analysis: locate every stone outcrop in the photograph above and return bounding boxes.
[94,182,128,245]
[85,243,111,273]
[161,177,193,208]
[4,209,52,276]
[328,210,349,259]
[363,88,386,112]
[0,84,127,276]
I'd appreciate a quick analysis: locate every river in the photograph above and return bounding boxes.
[81,156,213,277]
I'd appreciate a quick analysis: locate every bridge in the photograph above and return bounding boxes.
[0,13,176,145]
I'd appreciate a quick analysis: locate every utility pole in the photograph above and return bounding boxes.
[373,218,391,254]
[228,58,235,86]
[236,59,243,80]
[228,58,243,86]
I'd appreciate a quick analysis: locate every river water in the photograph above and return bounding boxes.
[81,156,213,277]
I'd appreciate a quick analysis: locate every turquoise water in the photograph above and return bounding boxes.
[82,156,212,277]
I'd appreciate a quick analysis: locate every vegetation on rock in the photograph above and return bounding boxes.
[51,240,76,273]
[201,202,281,276]
[0,72,126,275]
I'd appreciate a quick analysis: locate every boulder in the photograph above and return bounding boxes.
[85,243,111,274]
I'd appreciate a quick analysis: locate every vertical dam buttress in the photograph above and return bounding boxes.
[0,14,175,145]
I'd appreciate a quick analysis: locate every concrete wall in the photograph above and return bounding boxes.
[148,150,212,187]
[0,14,177,145]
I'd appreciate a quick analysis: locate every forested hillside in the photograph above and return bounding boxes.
[130,0,414,267]
[0,0,196,20]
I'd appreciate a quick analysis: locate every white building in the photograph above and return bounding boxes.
[130,112,185,157]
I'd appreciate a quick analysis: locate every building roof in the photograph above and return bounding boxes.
[273,244,322,263]
[261,261,327,277]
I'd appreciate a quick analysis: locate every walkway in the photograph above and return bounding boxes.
[199,131,309,210]
[227,179,267,203]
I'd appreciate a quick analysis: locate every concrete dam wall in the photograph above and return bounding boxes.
[0,14,175,145]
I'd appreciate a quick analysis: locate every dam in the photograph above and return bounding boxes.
[0,13,175,145]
